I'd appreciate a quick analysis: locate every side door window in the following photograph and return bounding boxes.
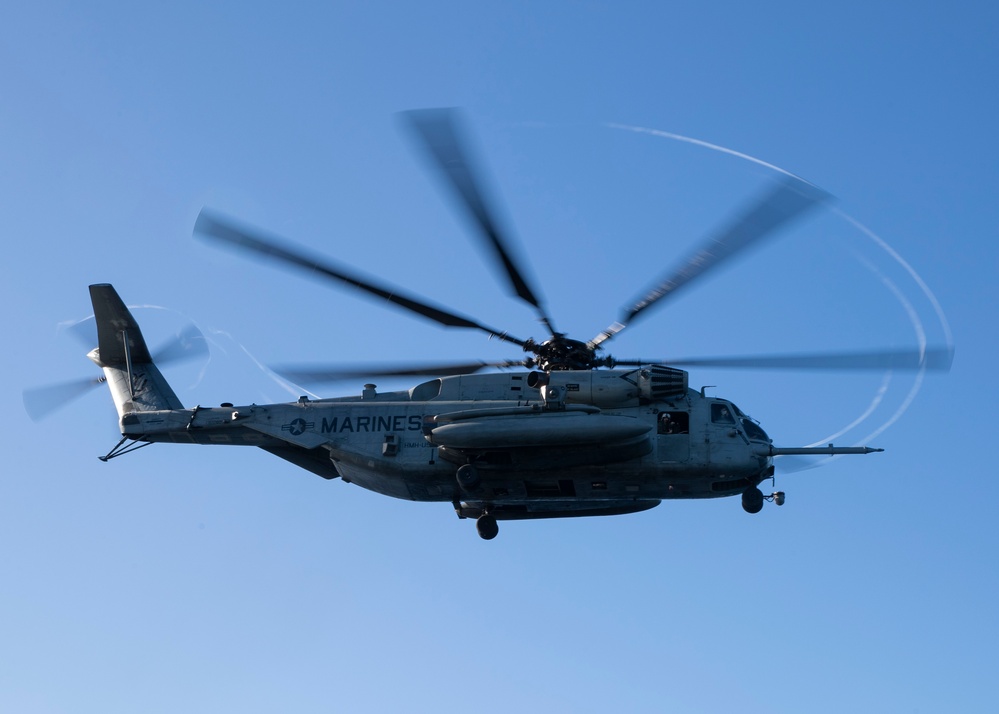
[658,411,689,434]
[657,411,689,462]
[711,403,735,424]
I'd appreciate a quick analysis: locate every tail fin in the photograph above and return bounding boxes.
[87,284,184,416]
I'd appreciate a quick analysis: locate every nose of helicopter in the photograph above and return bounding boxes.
[741,418,771,443]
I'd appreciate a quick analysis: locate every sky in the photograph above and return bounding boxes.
[2,2,997,712]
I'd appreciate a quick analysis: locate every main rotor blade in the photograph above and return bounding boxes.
[402,109,557,335]
[590,176,830,348]
[273,359,526,384]
[613,346,953,371]
[194,210,525,348]
[23,376,105,421]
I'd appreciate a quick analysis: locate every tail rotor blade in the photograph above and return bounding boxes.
[23,376,105,422]
[152,323,209,366]
[26,320,209,423]
[62,316,98,348]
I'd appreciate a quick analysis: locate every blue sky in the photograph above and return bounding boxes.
[2,2,997,712]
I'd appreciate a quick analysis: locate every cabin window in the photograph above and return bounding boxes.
[658,411,689,434]
[711,403,735,424]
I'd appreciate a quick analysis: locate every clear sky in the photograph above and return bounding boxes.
[2,2,997,712]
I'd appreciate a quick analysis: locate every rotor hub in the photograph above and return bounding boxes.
[528,335,603,371]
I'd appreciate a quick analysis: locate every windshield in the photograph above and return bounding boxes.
[741,418,770,442]
[719,401,770,442]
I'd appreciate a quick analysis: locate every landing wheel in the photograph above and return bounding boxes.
[742,486,764,514]
[476,514,499,540]
[456,463,481,492]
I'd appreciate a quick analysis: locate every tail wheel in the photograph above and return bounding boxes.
[476,514,499,540]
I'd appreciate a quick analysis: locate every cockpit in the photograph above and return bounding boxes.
[711,400,771,443]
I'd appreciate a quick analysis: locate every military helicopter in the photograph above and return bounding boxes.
[29,110,952,539]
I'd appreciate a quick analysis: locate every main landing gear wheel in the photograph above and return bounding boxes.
[476,513,499,540]
[456,463,481,492]
[742,486,764,514]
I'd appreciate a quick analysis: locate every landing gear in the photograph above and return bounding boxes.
[456,463,480,492]
[452,498,499,539]
[476,513,499,540]
[742,486,764,514]
[742,487,786,513]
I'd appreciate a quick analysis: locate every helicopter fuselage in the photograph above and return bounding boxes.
[116,370,776,518]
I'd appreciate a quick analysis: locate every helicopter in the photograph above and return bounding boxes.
[30,109,953,539]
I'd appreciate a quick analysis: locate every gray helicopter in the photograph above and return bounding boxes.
[28,110,952,539]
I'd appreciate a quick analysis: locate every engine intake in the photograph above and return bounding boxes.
[526,366,688,408]
[640,365,688,402]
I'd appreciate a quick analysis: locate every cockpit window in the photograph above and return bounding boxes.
[741,419,770,442]
[711,403,735,424]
